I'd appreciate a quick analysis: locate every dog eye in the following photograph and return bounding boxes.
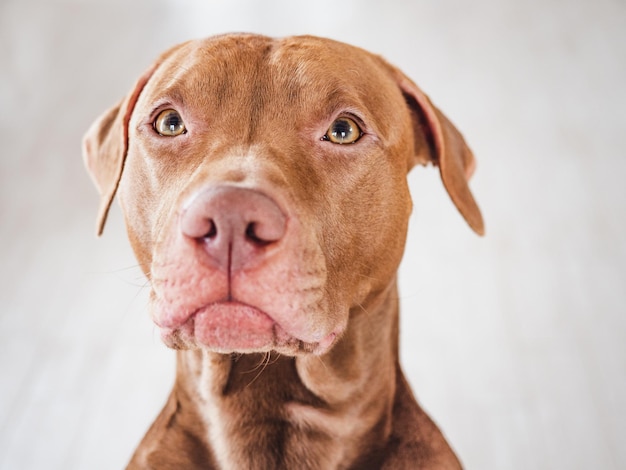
[154,109,186,136]
[323,117,362,144]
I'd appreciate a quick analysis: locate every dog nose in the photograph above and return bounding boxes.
[181,186,287,270]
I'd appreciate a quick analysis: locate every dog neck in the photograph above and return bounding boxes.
[164,280,401,470]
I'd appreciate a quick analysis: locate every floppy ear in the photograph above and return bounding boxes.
[391,69,485,236]
[82,64,158,236]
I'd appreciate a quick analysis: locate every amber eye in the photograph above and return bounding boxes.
[324,117,362,144]
[154,109,186,136]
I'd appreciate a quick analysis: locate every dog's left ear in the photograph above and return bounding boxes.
[387,66,485,236]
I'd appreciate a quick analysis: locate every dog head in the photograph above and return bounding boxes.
[83,34,483,356]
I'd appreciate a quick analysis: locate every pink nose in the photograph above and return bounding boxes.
[181,186,287,271]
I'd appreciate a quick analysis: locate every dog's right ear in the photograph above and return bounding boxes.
[82,63,158,236]
[82,43,189,236]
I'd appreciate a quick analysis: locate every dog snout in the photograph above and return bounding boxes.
[181,186,287,271]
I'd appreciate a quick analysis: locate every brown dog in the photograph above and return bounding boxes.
[84,34,483,470]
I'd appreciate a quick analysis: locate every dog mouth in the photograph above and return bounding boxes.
[157,301,337,356]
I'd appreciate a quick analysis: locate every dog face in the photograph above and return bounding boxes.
[84,34,483,357]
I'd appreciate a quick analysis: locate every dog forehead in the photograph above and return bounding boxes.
[268,35,385,81]
[141,35,271,100]
[146,35,398,108]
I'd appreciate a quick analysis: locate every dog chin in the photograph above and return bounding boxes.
[158,302,339,356]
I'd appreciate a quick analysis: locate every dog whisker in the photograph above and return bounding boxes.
[244,352,273,388]
[242,352,270,373]
[314,354,329,374]
[356,302,377,334]
[104,264,143,274]
[356,272,384,283]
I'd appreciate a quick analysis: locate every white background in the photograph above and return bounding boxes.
[1,0,624,468]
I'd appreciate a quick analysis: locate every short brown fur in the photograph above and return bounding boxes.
[83,34,483,469]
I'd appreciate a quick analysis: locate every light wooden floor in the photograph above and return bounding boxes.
[1,0,624,468]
